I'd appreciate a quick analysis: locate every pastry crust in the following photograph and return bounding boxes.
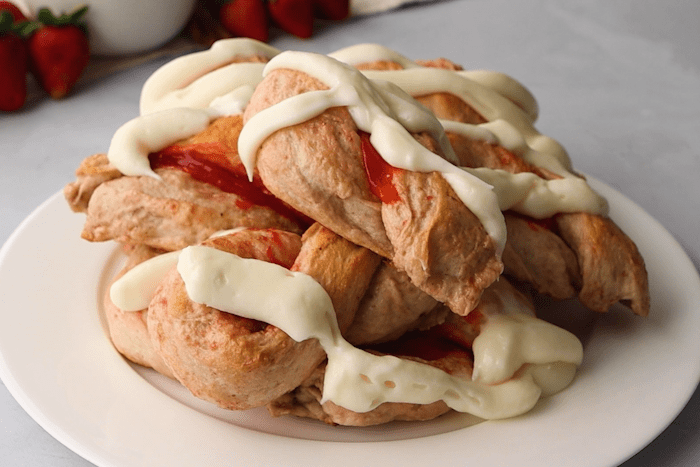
[244,68,502,315]
[268,279,536,426]
[556,212,650,315]
[64,41,652,427]
[344,261,445,346]
[146,225,382,410]
[502,213,581,300]
[416,75,649,315]
[64,153,123,212]
[381,168,502,316]
[147,229,316,410]
[64,116,306,252]
[244,70,392,257]
[267,361,455,426]
[293,223,382,334]
[103,244,175,379]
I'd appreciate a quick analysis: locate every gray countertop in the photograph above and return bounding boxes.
[1,0,699,465]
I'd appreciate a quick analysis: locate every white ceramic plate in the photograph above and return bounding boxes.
[1,178,699,467]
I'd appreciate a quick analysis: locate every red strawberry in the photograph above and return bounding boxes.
[313,0,349,21]
[0,1,27,23]
[219,0,269,43]
[25,6,89,99]
[267,0,314,39]
[0,11,27,111]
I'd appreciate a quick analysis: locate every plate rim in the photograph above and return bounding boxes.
[1,179,699,467]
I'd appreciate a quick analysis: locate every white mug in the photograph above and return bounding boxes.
[17,0,197,56]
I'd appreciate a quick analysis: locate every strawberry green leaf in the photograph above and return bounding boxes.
[0,10,12,33]
[16,19,41,37]
[35,5,88,33]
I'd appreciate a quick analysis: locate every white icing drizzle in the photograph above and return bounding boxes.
[361,67,572,172]
[109,70,266,179]
[140,38,279,115]
[109,236,583,418]
[208,85,258,117]
[528,362,578,397]
[238,50,507,250]
[322,340,542,418]
[101,41,598,420]
[176,245,565,419]
[109,39,607,241]
[142,62,265,115]
[107,98,257,180]
[331,43,539,121]
[107,108,212,179]
[464,167,608,218]
[458,70,539,122]
[109,228,250,312]
[441,118,608,217]
[330,43,606,218]
[208,227,250,238]
[109,39,282,180]
[110,250,181,312]
[329,43,421,69]
[471,285,583,384]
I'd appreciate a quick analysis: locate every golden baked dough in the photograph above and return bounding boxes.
[103,244,175,379]
[65,116,306,252]
[147,229,314,410]
[244,67,502,316]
